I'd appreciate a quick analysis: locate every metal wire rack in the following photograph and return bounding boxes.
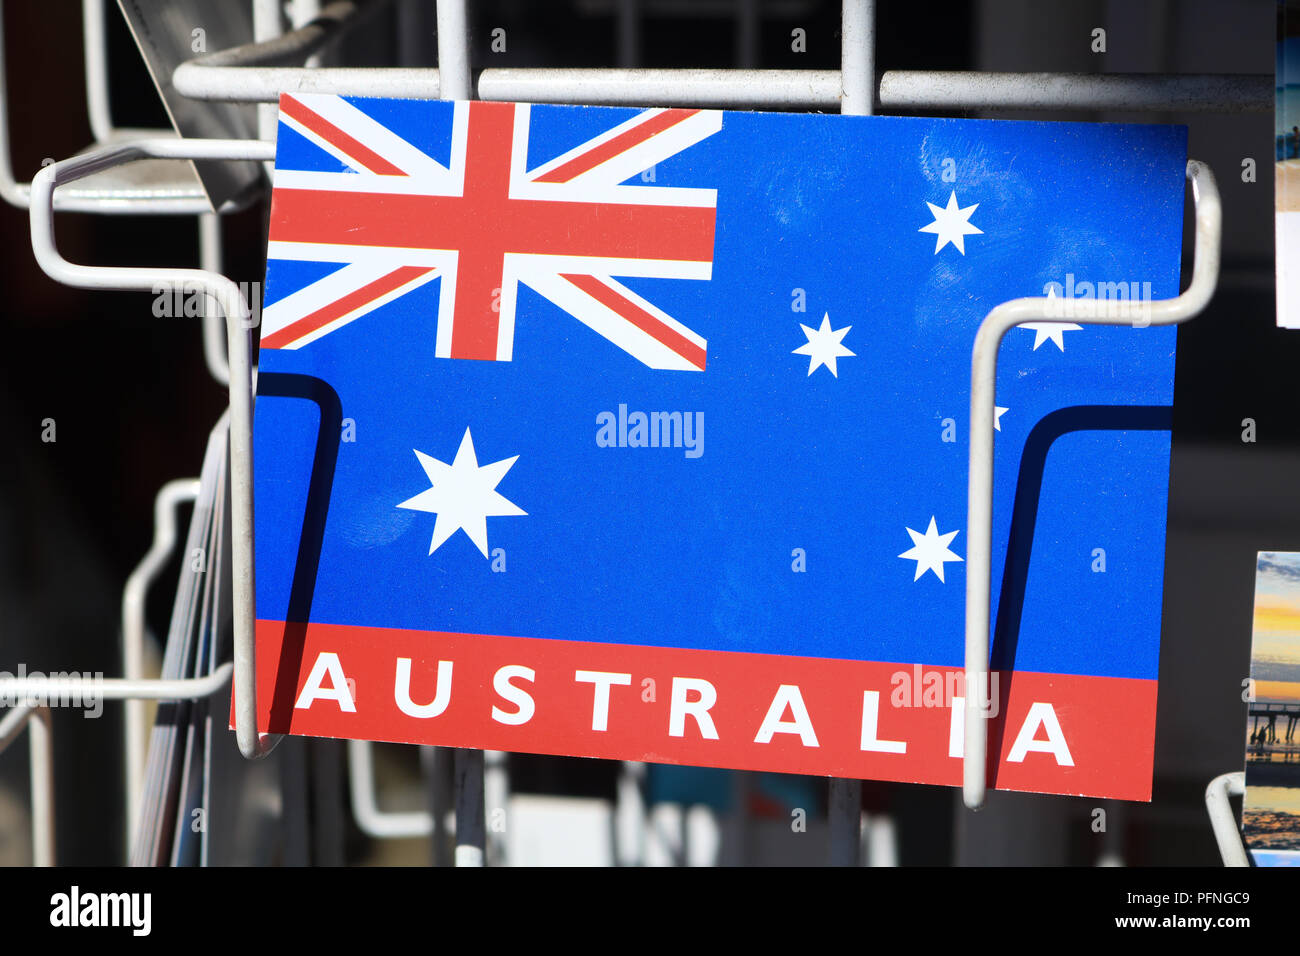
[0,0,1263,867]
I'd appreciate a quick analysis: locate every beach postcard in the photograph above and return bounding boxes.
[1245,552,1300,865]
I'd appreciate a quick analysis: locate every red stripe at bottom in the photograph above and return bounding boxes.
[244,620,1157,801]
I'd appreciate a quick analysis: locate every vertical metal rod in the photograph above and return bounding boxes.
[964,315,996,811]
[436,0,472,101]
[453,748,485,866]
[828,779,862,866]
[199,213,231,385]
[0,704,32,751]
[82,0,113,143]
[616,0,639,68]
[427,745,455,865]
[0,706,55,866]
[0,1,21,207]
[1205,772,1248,867]
[483,749,509,866]
[436,0,483,866]
[253,1,284,114]
[736,0,759,69]
[614,761,646,866]
[731,770,754,866]
[280,739,312,864]
[28,707,54,867]
[122,478,199,853]
[826,0,874,866]
[866,813,898,866]
[226,269,264,760]
[841,0,875,115]
[293,0,326,67]
[1097,799,1124,866]
[254,0,284,181]
[310,739,346,866]
[396,0,434,68]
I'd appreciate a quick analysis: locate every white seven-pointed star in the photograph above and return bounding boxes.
[1018,321,1082,351]
[793,313,855,377]
[918,191,983,255]
[397,428,525,559]
[898,517,964,582]
[994,406,1009,431]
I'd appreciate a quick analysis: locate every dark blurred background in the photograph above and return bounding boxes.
[0,0,1279,865]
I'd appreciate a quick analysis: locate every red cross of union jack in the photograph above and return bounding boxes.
[261,94,722,371]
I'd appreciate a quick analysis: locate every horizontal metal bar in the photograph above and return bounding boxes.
[493,69,1271,112]
[177,57,1270,113]
[878,71,1270,113]
[480,68,838,109]
[176,65,441,105]
[0,661,233,702]
[962,159,1221,810]
[0,180,246,215]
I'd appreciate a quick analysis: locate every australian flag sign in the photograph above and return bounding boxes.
[252,94,1187,801]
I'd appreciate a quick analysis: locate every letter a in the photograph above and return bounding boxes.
[754,685,819,747]
[295,652,356,712]
[1007,701,1074,766]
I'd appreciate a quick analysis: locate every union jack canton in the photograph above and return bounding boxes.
[262,93,720,371]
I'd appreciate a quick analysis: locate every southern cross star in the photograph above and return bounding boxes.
[793,313,855,377]
[898,516,964,582]
[918,190,983,255]
[398,427,525,558]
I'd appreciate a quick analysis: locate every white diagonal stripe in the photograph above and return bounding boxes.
[261,260,441,347]
[285,93,454,179]
[519,267,702,371]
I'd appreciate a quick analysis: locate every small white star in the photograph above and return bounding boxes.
[898,517,964,582]
[397,428,526,559]
[792,313,855,377]
[918,190,983,255]
[994,406,1008,432]
[1018,322,1082,351]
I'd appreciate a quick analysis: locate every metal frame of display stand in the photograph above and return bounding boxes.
[0,0,1258,867]
[963,157,1222,810]
[1205,771,1250,867]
